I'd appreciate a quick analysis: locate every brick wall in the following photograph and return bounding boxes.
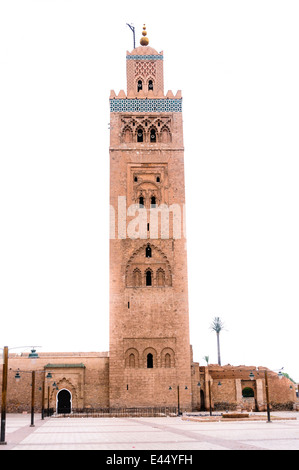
[0,352,109,413]
[191,364,297,411]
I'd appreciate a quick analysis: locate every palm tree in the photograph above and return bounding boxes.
[210,317,225,366]
[203,356,209,366]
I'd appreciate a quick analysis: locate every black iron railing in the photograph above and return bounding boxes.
[55,406,178,418]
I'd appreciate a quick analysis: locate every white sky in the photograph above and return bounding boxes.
[0,1,298,382]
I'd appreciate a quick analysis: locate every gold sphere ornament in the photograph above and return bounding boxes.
[140,25,149,46]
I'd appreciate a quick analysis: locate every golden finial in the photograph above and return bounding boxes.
[140,24,149,46]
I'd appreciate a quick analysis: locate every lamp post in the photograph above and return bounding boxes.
[1,346,41,445]
[208,380,212,416]
[249,367,283,423]
[197,379,222,416]
[169,385,188,415]
[14,367,53,426]
[45,372,52,417]
[0,347,8,445]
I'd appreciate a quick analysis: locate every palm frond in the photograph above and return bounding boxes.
[210,316,225,333]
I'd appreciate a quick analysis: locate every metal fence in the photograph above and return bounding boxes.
[54,406,178,418]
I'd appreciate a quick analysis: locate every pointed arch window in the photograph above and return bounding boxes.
[161,127,171,143]
[133,268,142,287]
[146,270,152,286]
[137,80,143,92]
[157,268,165,287]
[150,128,157,142]
[151,196,156,207]
[123,127,133,143]
[146,245,152,258]
[137,128,144,143]
[148,80,153,91]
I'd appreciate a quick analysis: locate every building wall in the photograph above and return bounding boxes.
[191,364,297,412]
[0,352,109,413]
[0,354,296,413]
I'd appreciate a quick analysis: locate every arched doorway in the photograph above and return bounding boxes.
[241,385,257,411]
[242,387,254,398]
[57,389,72,414]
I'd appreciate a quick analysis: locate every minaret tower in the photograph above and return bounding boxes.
[109,26,192,410]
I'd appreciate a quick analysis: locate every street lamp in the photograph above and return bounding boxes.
[196,379,222,416]
[44,372,57,417]
[13,367,54,426]
[169,385,188,415]
[28,348,40,365]
[208,380,212,416]
[0,347,8,445]
[249,367,283,423]
[1,347,37,444]
[1,345,42,445]
[15,371,21,382]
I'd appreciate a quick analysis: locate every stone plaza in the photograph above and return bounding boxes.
[1,412,299,451]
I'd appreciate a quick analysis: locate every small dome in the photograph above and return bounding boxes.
[130,45,160,56]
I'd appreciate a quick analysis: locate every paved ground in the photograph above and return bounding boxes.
[0,412,299,451]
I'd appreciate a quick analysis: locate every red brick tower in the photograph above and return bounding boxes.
[109,26,192,410]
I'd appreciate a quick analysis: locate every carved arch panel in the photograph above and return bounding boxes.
[126,243,172,288]
[125,348,140,369]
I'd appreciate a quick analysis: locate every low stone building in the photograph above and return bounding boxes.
[1,350,296,414]
[191,361,296,412]
[2,352,109,414]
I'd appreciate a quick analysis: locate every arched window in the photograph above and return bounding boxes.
[161,127,171,143]
[157,269,165,287]
[151,196,156,207]
[161,348,175,368]
[147,353,153,369]
[165,353,171,368]
[146,245,152,258]
[137,80,143,92]
[125,349,139,368]
[133,268,142,287]
[139,196,144,207]
[148,80,153,91]
[137,128,144,143]
[129,354,136,368]
[123,127,132,143]
[146,270,152,286]
[150,128,156,142]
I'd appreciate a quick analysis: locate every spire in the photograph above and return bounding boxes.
[140,24,149,46]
